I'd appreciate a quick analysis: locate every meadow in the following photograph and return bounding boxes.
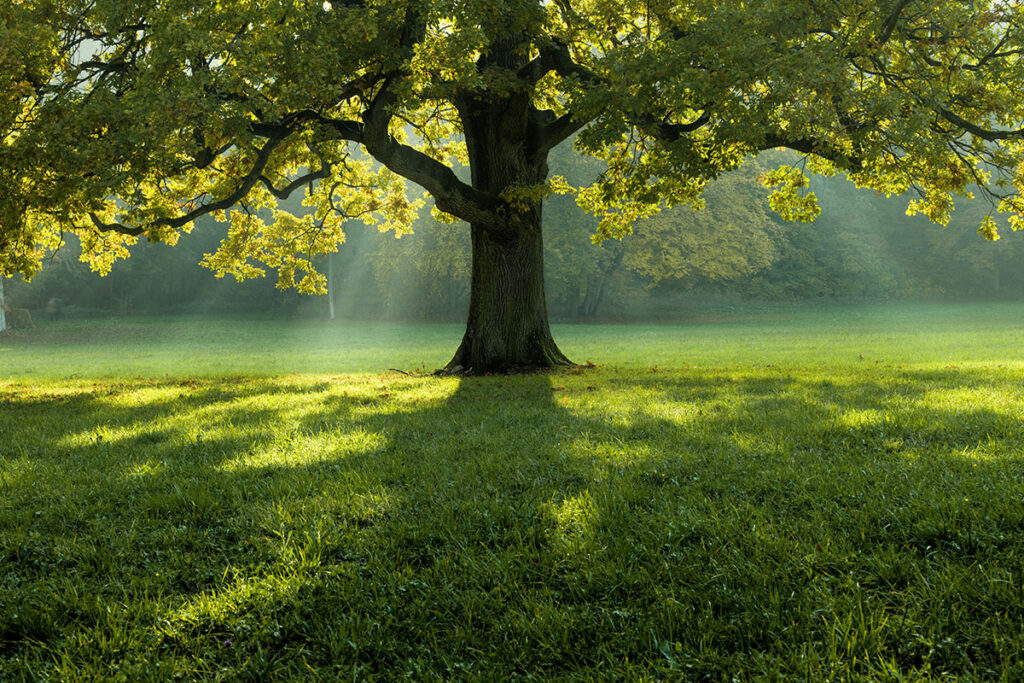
[2,302,1023,680]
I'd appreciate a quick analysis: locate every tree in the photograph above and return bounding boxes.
[3,1,1024,372]
[625,161,782,289]
[0,275,6,334]
[544,153,783,318]
[372,215,471,320]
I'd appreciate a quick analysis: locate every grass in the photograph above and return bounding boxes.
[4,301,1024,377]
[1,302,1024,679]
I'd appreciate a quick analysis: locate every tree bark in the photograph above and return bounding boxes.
[438,36,576,374]
[443,209,570,373]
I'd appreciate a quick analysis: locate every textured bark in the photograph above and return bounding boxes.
[443,213,571,374]
[442,62,572,373]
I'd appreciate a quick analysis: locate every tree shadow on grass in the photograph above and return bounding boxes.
[1,368,1023,679]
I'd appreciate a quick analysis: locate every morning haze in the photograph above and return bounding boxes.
[3,0,1024,679]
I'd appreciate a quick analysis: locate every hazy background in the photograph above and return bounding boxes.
[6,145,1022,323]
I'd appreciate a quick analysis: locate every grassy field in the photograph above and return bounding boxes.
[4,301,1024,378]
[2,303,1024,679]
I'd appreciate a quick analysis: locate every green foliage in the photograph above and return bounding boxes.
[10,139,1024,321]
[3,309,1024,678]
[627,160,782,284]
[3,0,1024,292]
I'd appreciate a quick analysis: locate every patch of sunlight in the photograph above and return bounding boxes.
[547,491,598,555]
[954,436,1008,462]
[56,395,272,449]
[729,428,764,453]
[834,408,886,429]
[98,385,188,409]
[561,434,654,467]
[163,570,309,641]
[218,429,386,472]
[625,399,704,427]
[123,459,167,479]
[57,423,156,449]
[347,380,461,417]
[0,381,91,399]
[258,490,393,533]
[921,387,1020,413]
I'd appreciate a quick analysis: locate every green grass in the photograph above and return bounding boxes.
[4,301,1024,378]
[2,303,1024,679]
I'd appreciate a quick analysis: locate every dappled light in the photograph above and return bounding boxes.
[5,0,1024,675]
[2,362,1023,677]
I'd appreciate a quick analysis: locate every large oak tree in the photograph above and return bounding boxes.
[3,0,1024,372]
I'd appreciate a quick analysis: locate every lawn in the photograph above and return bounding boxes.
[1,303,1023,679]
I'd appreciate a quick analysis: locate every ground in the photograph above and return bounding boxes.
[1,303,1023,679]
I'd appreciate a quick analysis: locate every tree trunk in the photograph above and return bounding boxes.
[442,37,575,373]
[443,210,570,373]
[326,252,336,320]
[0,275,6,334]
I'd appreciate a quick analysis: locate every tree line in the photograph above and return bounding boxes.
[6,146,1021,323]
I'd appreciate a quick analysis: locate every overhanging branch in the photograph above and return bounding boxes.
[259,165,332,200]
[937,107,1024,141]
[87,137,283,236]
[358,78,502,230]
[760,133,864,173]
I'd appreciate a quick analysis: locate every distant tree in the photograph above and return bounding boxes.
[372,214,471,320]
[0,275,7,333]
[4,1,1024,371]
[545,156,782,318]
[625,163,782,288]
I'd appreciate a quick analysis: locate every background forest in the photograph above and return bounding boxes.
[6,145,1022,322]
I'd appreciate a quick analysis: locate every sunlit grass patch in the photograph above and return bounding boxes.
[2,309,1024,678]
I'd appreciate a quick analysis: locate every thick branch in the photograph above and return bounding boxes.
[543,40,603,85]
[529,109,588,159]
[876,0,915,46]
[259,165,332,201]
[360,79,502,230]
[761,133,864,173]
[523,41,604,158]
[649,110,713,142]
[937,107,1024,141]
[88,138,283,236]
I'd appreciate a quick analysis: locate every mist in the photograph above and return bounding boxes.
[4,144,1021,327]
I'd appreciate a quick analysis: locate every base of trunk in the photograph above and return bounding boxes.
[439,328,572,375]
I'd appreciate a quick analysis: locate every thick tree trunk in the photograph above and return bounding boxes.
[443,210,570,373]
[441,36,575,374]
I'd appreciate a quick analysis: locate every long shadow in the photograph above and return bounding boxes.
[1,369,1023,678]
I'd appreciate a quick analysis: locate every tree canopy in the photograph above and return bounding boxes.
[3,0,1024,370]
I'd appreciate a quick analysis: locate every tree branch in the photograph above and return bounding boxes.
[937,107,1024,141]
[760,133,864,173]
[359,78,502,230]
[88,138,284,236]
[529,109,587,159]
[543,40,603,85]
[259,164,332,201]
[876,0,915,46]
